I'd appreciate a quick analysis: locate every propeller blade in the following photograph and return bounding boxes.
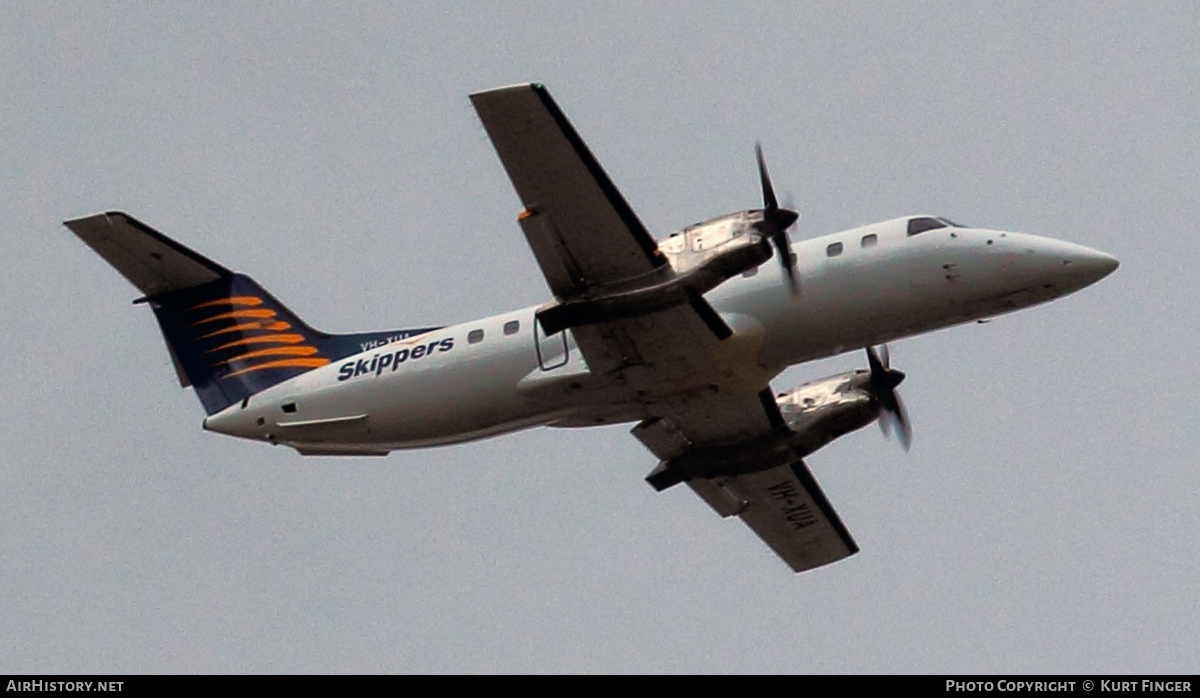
[867,344,886,375]
[867,345,912,451]
[756,143,779,212]
[773,234,801,295]
[892,391,913,451]
[754,143,801,295]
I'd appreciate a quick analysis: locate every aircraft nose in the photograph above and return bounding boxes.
[996,233,1119,298]
[1063,245,1119,286]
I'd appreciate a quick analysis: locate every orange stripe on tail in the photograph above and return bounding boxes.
[198,320,293,340]
[189,296,264,311]
[206,334,306,352]
[224,358,331,378]
[214,346,321,366]
[191,309,276,326]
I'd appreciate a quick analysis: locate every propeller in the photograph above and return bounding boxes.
[754,143,801,295]
[866,344,912,451]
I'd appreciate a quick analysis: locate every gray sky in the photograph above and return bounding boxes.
[2,2,1197,673]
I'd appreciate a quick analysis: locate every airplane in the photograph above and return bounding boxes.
[63,83,1118,573]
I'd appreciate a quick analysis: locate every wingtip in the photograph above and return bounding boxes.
[469,82,545,100]
[64,210,131,228]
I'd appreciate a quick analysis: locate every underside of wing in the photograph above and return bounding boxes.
[634,387,786,460]
[690,460,858,573]
[471,83,666,299]
[566,302,732,384]
[472,82,735,379]
[632,386,858,573]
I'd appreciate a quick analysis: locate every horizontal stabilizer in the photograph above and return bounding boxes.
[689,460,858,573]
[64,212,231,297]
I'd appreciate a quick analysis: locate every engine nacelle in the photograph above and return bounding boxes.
[644,369,885,491]
[534,211,772,335]
[656,210,764,273]
[776,370,880,455]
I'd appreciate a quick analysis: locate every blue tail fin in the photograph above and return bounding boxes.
[65,212,441,415]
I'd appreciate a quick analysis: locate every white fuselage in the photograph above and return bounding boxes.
[204,216,1117,453]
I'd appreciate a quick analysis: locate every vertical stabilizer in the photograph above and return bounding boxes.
[65,212,441,415]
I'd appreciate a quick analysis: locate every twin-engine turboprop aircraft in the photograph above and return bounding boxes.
[65,83,1118,573]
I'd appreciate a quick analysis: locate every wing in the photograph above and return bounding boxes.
[471,83,731,379]
[470,83,666,299]
[473,84,855,571]
[688,460,858,573]
[634,389,858,573]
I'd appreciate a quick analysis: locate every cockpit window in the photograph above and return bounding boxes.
[938,218,966,228]
[907,217,947,236]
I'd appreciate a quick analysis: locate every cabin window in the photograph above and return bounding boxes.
[861,234,878,248]
[503,320,520,335]
[826,242,843,257]
[468,329,484,344]
[907,217,947,236]
[282,402,297,414]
